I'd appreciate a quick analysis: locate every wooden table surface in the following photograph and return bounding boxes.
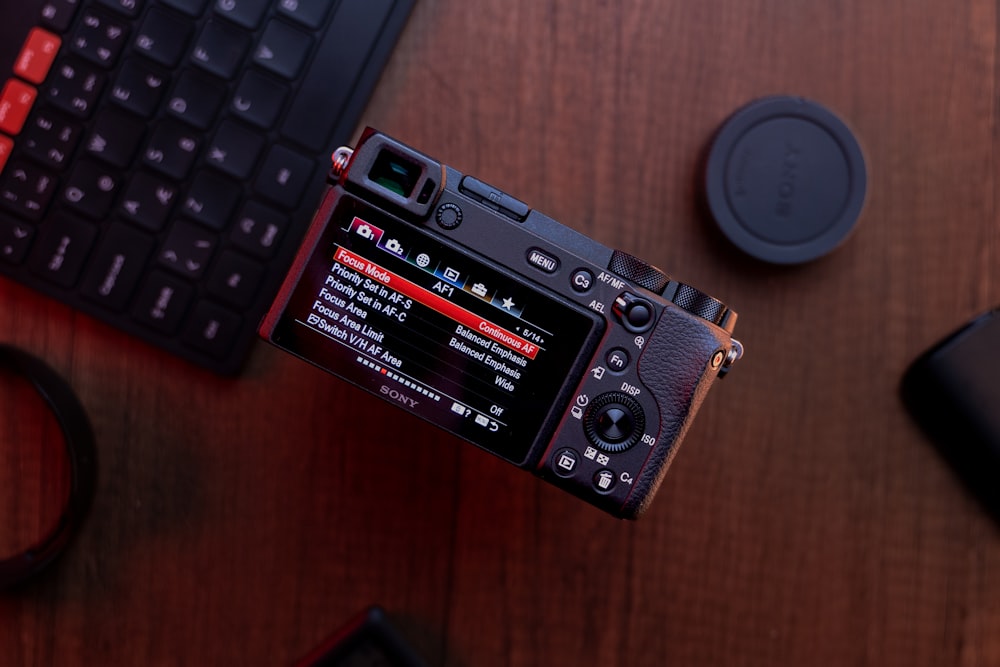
[2,0,999,665]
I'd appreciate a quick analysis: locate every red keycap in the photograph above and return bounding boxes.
[0,135,12,173]
[15,28,62,85]
[0,79,37,135]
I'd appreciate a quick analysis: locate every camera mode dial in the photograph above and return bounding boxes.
[583,392,646,453]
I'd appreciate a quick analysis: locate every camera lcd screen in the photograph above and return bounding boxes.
[269,195,602,464]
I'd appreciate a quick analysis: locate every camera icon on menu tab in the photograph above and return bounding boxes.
[381,237,406,257]
[349,216,383,243]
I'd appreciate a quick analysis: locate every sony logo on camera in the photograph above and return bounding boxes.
[260,128,743,519]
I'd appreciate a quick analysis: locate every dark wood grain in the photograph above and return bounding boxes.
[2,0,999,665]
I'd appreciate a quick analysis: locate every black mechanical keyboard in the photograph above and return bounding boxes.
[0,0,414,373]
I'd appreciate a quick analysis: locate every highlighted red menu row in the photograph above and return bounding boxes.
[332,246,540,360]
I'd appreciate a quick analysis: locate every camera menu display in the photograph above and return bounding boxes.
[271,197,601,463]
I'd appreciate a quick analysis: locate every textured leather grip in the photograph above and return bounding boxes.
[623,307,730,517]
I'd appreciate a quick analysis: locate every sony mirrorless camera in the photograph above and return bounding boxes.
[259,129,743,519]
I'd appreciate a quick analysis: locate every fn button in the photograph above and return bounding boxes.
[606,348,630,373]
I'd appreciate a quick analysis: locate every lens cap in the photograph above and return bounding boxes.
[705,96,867,264]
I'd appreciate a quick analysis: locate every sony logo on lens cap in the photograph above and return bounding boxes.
[705,96,867,265]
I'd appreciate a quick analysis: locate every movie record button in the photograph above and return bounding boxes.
[552,448,579,477]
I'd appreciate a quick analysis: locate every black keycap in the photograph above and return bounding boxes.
[28,215,98,287]
[158,219,215,278]
[62,159,121,219]
[205,119,264,179]
[119,171,178,231]
[41,0,83,32]
[180,171,241,230]
[161,0,209,17]
[133,8,193,67]
[255,145,315,209]
[166,70,225,129]
[0,161,58,221]
[206,250,263,308]
[81,223,155,310]
[254,20,312,79]
[191,19,250,79]
[230,200,286,258]
[0,215,34,265]
[282,0,394,149]
[86,107,145,167]
[45,58,105,118]
[132,269,193,334]
[213,0,270,29]
[143,120,200,179]
[96,0,144,18]
[110,59,169,117]
[70,10,130,68]
[277,0,331,29]
[20,110,81,169]
[231,70,287,128]
[182,300,242,358]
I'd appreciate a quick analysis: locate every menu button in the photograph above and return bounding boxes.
[527,248,559,274]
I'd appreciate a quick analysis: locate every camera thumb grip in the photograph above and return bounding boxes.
[626,308,732,517]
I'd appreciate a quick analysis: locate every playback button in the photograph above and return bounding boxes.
[552,448,579,477]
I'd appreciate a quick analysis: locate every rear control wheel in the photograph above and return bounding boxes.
[583,392,645,453]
